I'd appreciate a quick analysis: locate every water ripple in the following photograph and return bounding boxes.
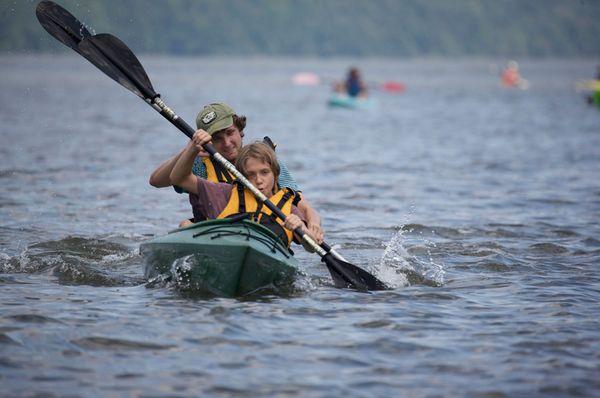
[529,242,569,254]
[72,337,176,351]
[2,56,600,397]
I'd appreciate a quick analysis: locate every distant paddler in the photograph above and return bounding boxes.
[582,65,600,107]
[501,60,529,90]
[334,67,368,98]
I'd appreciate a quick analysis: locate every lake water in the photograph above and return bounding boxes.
[1,54,599,397]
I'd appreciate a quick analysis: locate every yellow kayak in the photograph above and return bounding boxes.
[576,80,600,92]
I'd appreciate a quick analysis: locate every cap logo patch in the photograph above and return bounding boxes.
[201,111,216,124]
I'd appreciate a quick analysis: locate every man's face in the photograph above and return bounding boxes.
[211,125,243,162]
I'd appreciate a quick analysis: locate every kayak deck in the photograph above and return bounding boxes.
[140,218,299,297]
[328,94,376,109]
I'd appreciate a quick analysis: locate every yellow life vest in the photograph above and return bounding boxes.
[217,182,301,246]
[203,157,235,183]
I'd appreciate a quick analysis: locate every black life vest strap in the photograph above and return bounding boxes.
[214,161,234,183]
[277,189,293,208]
[236,182,246,213]
[291,191,301,207]
[262,189,294,224]
[253,202,264,222]
[235,185,297,225]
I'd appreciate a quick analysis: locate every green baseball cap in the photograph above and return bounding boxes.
[195,102,236,135]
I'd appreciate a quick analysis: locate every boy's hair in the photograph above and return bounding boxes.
[236,142,280,189]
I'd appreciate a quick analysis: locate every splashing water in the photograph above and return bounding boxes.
[377,229,411,288]
[170,255,194,290]
[377,222,446,288]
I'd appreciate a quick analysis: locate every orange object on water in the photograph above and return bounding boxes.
[501,68,520,87]
[381,81,405,93]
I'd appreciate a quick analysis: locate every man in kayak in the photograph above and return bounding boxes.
[169,132,322,248]
[334,67,368,97]
[149,103,323,241]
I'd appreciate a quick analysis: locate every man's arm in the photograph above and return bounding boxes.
[297,196,323,244]
[149,148,186,188]
[170,130,213,194]
[169,141,199,195]
[276,158,322,243]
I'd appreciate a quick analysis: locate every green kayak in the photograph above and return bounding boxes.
[140,218,299,297]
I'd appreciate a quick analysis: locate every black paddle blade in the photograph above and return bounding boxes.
[321,253,389,291]
[78,34,157,100]
[36,1,91,52]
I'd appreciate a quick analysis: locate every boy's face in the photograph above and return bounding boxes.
[243,157,275,197]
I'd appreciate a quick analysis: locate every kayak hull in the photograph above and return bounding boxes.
[328,94,376,109]
[140,219,299,297]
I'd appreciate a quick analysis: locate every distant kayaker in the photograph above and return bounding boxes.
[169,135,323,247]
[501,60,529,89]
[149,102,322,239]
[334,67,368,97]
[586,65,600,106]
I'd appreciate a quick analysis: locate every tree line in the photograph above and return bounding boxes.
[2,0,599,56]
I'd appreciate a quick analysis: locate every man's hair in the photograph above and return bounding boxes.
[232,114,247,132]
[235,142,280,191]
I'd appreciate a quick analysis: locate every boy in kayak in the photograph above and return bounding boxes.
[169,131,322,248]
[149,103,322,240]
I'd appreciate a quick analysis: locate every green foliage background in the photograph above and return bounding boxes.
[2,0,599,56]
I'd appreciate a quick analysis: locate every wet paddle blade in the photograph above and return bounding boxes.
[321,253,388,291]
[36,0,91,52]
[36,2,156,100]
[78,34,156,100]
